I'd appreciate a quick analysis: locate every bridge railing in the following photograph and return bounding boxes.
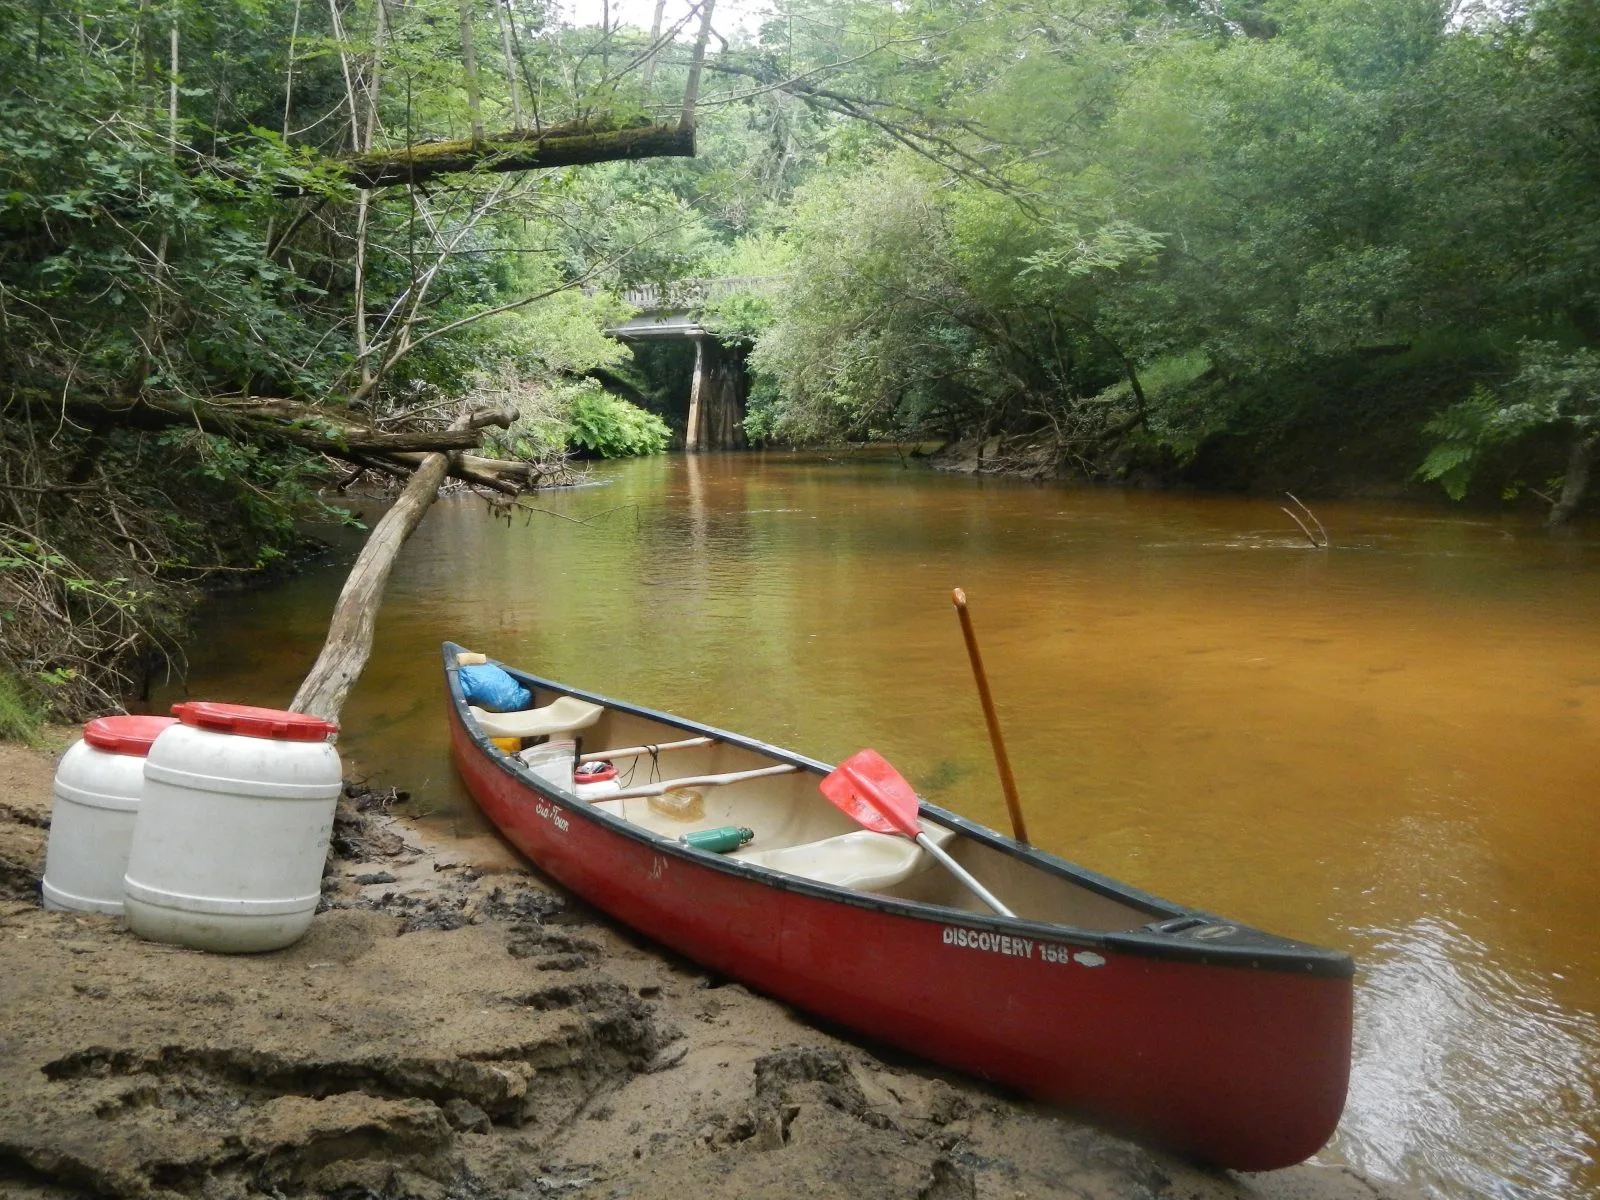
[612,276,779,313]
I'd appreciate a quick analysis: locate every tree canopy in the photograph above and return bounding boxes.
[687,0,1598,513]
[3,0,1597,723]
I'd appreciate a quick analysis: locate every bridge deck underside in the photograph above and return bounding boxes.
[607,311,705,339]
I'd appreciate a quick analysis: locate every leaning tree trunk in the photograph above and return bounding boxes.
[289,411,502,723]
[1549,433,1597,528]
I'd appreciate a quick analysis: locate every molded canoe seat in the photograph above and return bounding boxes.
[470,696,603,740]
[734,824,957,892]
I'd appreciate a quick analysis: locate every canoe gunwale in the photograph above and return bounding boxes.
[443,643,1353,979]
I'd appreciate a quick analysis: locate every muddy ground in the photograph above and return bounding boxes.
[0,736,1414,1200]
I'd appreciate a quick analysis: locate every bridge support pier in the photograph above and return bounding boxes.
[684,335,746,451]
[686,337,706,452]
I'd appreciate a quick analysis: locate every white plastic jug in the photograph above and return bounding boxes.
[575,777,622,802]
[124,702,340,953]
[42,715,177,914]
[574,760,621,802]
[518,739,576,791]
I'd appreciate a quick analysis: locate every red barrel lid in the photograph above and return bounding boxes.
[170,701,339,742]
[83,714,178,756]
[576,761,618,784]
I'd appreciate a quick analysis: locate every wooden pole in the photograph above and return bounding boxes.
[951,588,1029,845]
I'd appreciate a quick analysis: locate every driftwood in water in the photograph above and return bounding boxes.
[1281,492,1330,548]
[375,449,560,495]
[289,409,508,724]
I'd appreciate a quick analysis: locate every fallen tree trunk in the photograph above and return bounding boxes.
[289,410,490,724]
[281,119,695,193]
[275,425,499,452]
[20,385,551,502]
[276,428,499,454]
[28,389,516,457]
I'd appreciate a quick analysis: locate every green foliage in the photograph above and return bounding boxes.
[0,672,44,744]
[469,289,665,461]
[488,290,632,379]
[1418,386,1503,501]
[1418,343,1600,501]
[698,233,792,342]
[0,0,742,713]
[563,382,671,458]
[740,155,1158,448]
[691,0,1600,499]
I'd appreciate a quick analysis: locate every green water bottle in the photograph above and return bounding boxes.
[680,826,755,854]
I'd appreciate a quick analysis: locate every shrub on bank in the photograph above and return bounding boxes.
[0,672,43,745]
[565,382,672,459]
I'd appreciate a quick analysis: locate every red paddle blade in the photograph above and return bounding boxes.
[819,749,920,839]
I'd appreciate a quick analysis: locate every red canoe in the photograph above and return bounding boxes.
[443,643,1353,1170]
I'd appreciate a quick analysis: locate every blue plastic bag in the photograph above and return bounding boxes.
[459,664,532,712]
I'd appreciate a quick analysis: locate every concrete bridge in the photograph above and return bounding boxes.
[604,277,771,339]
[605,278,772,451]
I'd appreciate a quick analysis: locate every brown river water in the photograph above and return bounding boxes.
[154,453,1600,1199]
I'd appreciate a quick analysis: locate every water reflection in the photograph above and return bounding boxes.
[153,453,1600,1198]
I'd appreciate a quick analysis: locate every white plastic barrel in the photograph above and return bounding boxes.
[41,715,177,914]
[123,701,341,953]
[575,777,621,802]
[574,761,621,802]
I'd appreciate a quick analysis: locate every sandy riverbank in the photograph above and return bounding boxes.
[0,736,1414,1200]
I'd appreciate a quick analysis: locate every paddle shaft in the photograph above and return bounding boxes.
[609,762,797,800]
[915,831,1015,918]
[581,736,713,763]
[828,760,1016,918]
[951,588,1030,845]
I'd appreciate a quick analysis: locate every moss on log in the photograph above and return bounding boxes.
[301,119,695,193]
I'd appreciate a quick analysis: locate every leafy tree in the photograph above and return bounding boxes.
[0,0,717,716]
[692,0,1599,518]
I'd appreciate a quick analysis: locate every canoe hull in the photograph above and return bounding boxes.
[448,703,1351,1170]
